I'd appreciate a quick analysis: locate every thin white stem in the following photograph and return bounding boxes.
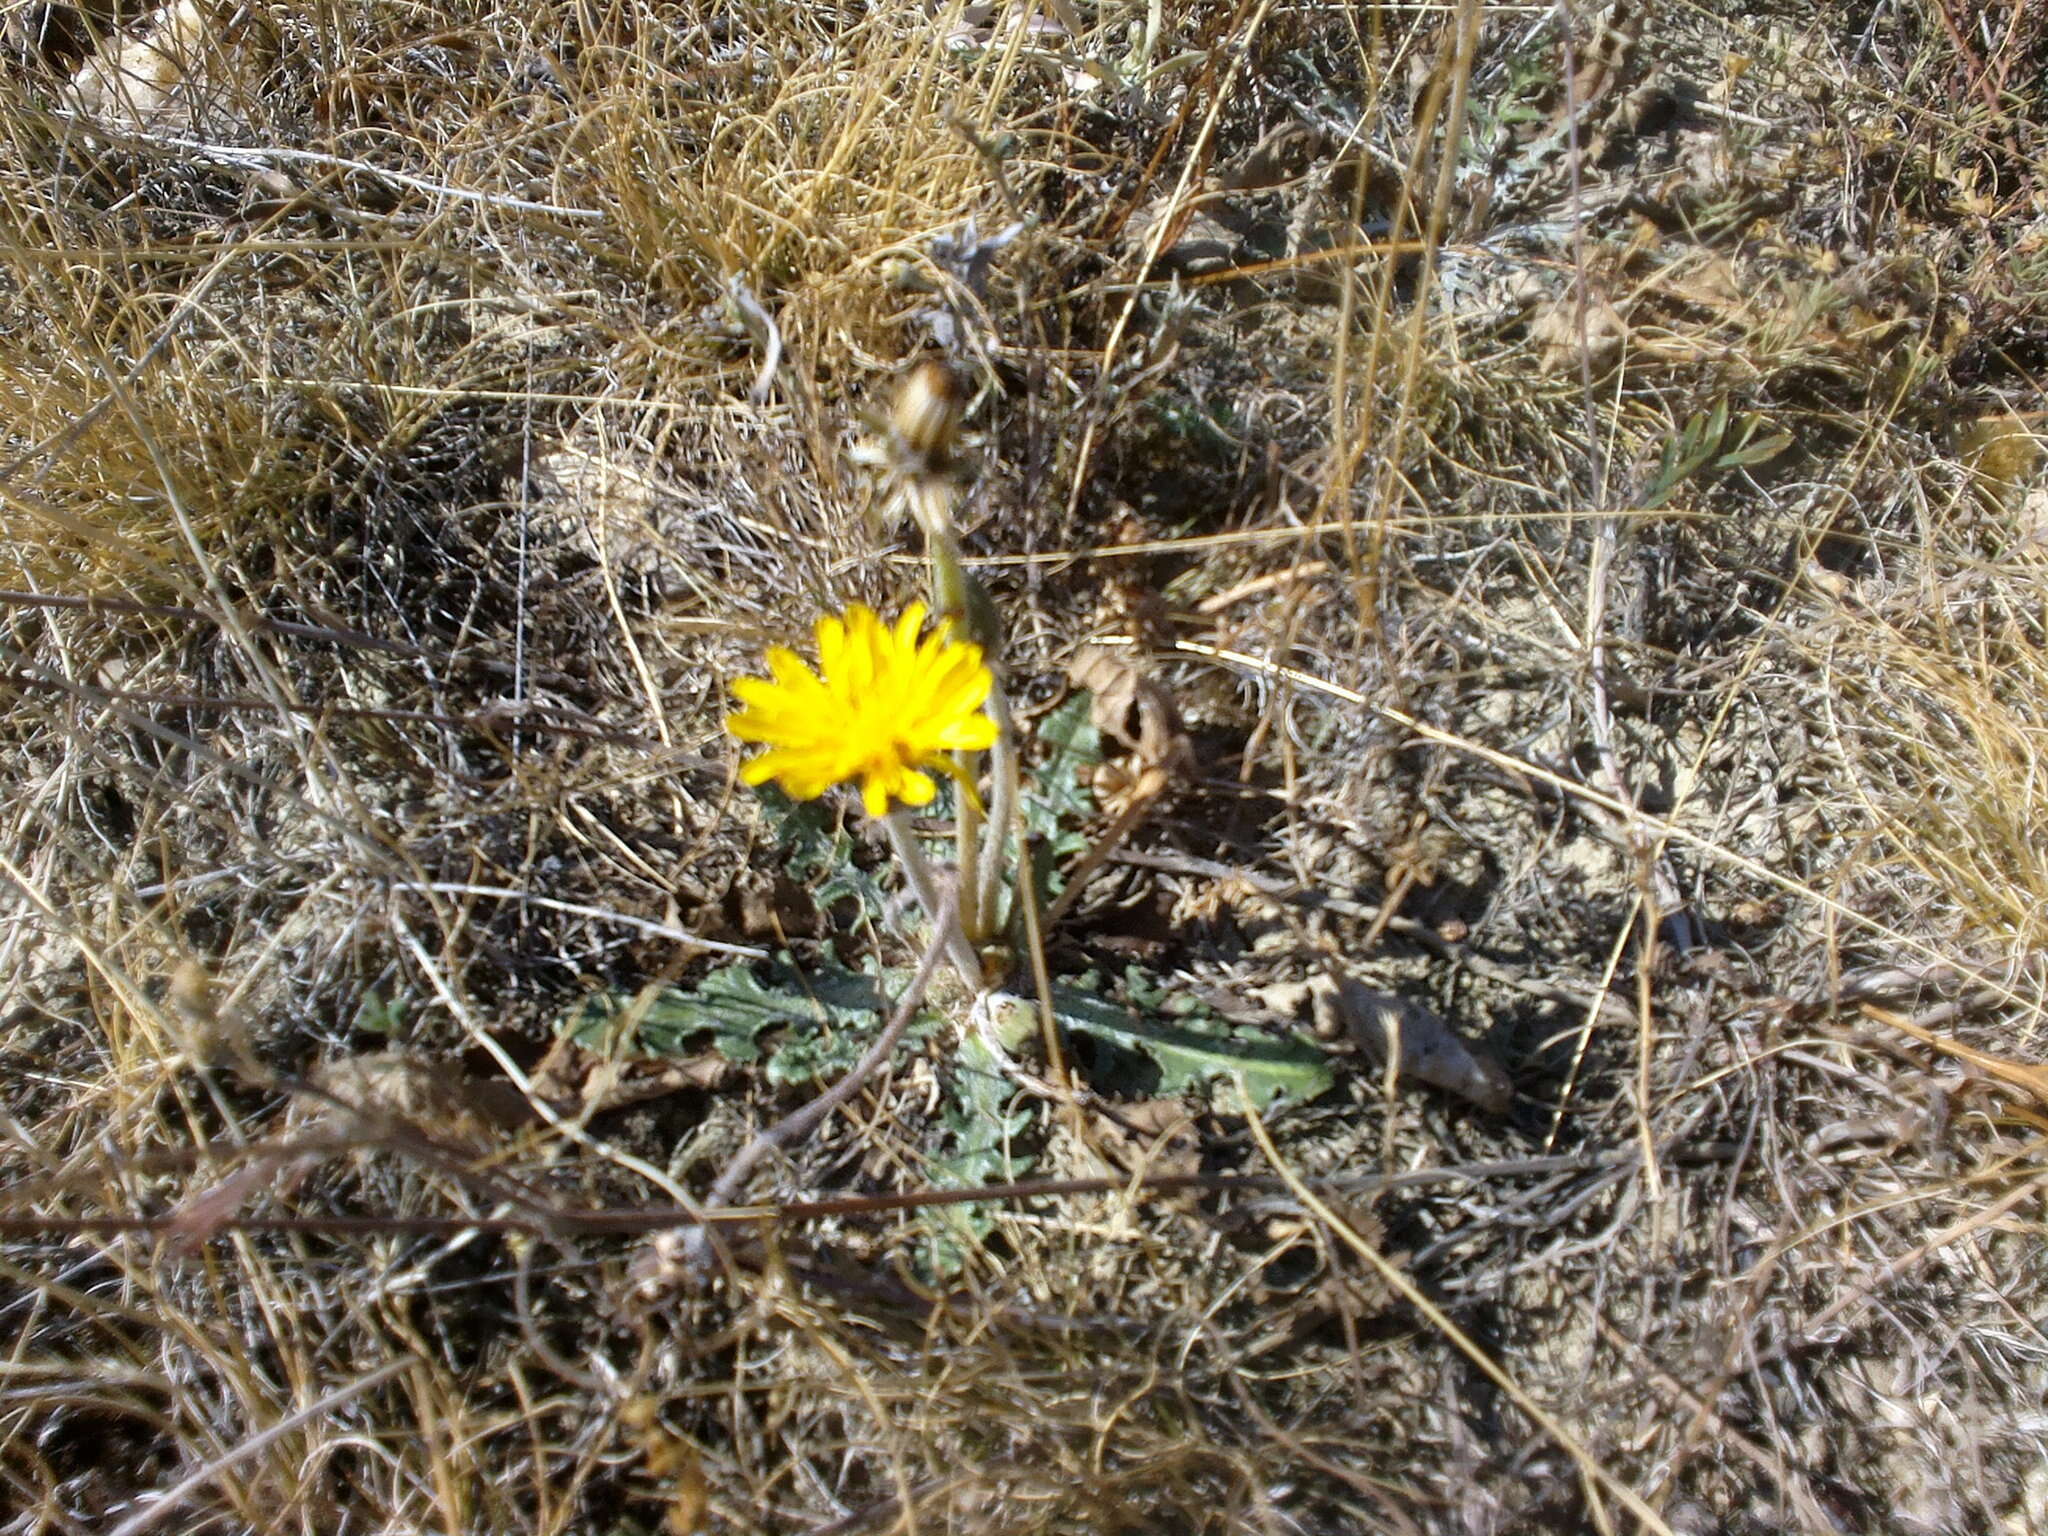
[389,883,765,958]
[57,114,605,221]
[109,1359,412,1536]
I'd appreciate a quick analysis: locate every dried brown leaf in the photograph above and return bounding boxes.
[1309,976,1515,1113]
[1068,645,1193,778]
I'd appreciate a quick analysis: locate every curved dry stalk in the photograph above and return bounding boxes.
[705,886,958,1215]
[106,1357,412,1536]
[665,888,958,1280]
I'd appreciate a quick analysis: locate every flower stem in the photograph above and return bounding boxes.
[883,806,982,985]
[921,505,1011,949]
[954,761,986,942]
[974,678,1020,939]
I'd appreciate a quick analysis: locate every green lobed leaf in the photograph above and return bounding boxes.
[758,788,891,925]
[919,1031,1036,1277]
[1052,970,1333,1107]
[1023,689,1103,858]
[562,957,941,1083]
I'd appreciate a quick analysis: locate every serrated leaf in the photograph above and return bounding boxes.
[912,1033,1037,1279]
[940,1033,1035,1176]
[761,789,845,881]
[561,958,940,1084]
[1052,977,1333,1107]
[759,788,891,925]
[1024,690,1102,847]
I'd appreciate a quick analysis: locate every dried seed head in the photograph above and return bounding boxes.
[890,356,963,466]
[169,958,249,1070]
[169,958,216,1030]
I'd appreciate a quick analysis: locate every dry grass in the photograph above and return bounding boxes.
[3,1,2047,1532]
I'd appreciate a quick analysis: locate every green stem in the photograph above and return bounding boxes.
[954,760,985,943]
[921,506,1009,947]
[882,807,982,985]
[974,679,1019,940]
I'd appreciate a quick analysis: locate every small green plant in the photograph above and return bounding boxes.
[350,989,412,1038]
[1642,397,1792,508]
[555,364,1336,1278]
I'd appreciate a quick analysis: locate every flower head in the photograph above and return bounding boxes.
[727,602,998,817]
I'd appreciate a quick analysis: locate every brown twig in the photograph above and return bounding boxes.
[1929,0,2026,160]
[0,1147,1738,1244]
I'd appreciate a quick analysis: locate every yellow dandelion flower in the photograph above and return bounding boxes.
[727,602,998,818]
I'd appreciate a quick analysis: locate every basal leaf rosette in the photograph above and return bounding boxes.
[727,602,997,818]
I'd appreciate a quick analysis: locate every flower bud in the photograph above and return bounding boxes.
[890,356,964,467]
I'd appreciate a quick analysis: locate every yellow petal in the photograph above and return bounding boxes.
[893,602,927,651]
[819,612,854,680]
[894,768,936,808]
[859,773,890,818]
[764,647,824,692]
[938,713,998,751]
